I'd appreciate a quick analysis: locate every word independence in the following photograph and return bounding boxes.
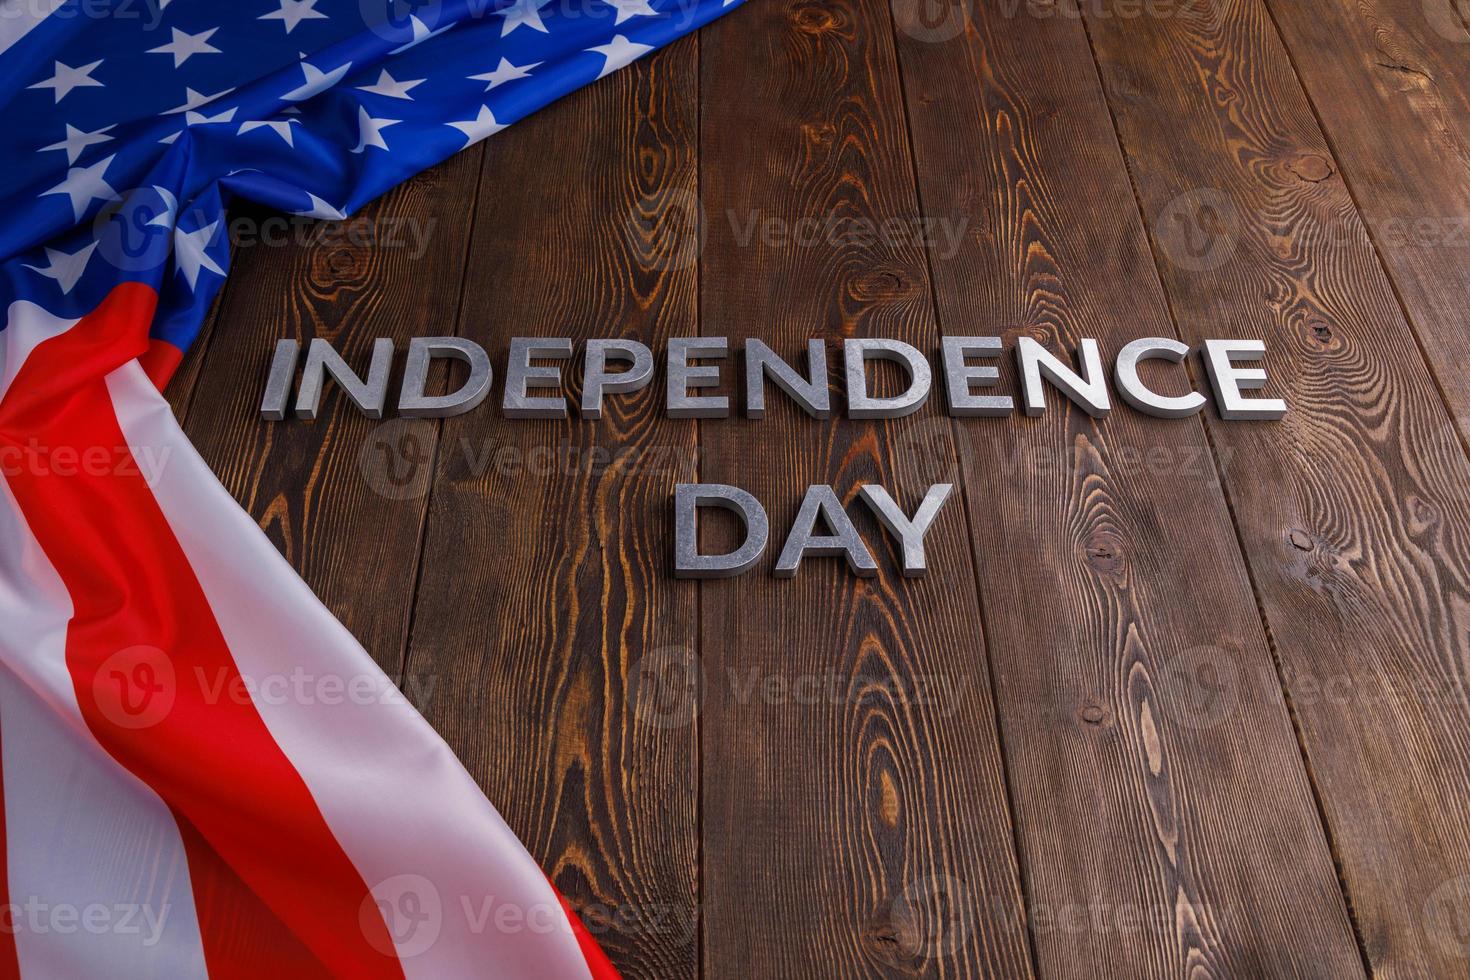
[260,334,1287,423]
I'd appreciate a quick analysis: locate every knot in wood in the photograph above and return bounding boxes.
[1288,154,1335,183]
[791,3,844,34]
[1287,528,1315,552]
[1084,532,1125,575]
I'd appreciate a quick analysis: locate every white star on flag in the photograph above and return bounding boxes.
[174,220,226,289]
[145,186,179,229]
[147,27,221,67]
[601,0,658,24]
[356,70,424,100]
[23,241,98,294]
[496,0,551,36]
[27,59,103,103]
[470,57,541,90]
[158,95,237,144]
[40,123,115,164]
[183,106,237,126]
[260,0,327,33]
[350,106,399,152]
[282,60,351,101]
[41,154,117,219]
[239,118,302,146]
[389,15,453,54]
[293,193,346,220]
[446,105,506,145]
[587,35,654,79]
[163,86,235,115]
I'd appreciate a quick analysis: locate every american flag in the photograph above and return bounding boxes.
[0,0,737,975]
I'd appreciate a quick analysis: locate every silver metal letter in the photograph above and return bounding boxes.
[745,339,831,419]
[260,338,299,421]
[1114,337,1206,419]
[582,339,654,419]
[295,337,393,420]
[857,483,953,578]
[673,483,769,579]
[398,337,493,419]
[1202,339,1287,420]
[1015,336,1110,418]
[844,339,932,420]
[503,337,572,419]
[667,337,729,419]
[940,336,1012,417]
[774,485,878,578]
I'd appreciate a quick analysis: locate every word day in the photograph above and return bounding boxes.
[673,483,954,581]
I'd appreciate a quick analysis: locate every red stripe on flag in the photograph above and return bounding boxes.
[0,284,403,978]
[140,339,184,392]
[0,725,19,980]
[171,816,327,976]
[553,884,623,980]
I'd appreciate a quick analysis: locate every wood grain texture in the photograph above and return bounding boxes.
[890,3,1365,977]
[164,288,228,419]
[1264,0,1470,439]
[170,1,1470,976]
[698,1,1034,975]
[1081,0,1470,973]
[401,41,702,980]
[182,147,484,673]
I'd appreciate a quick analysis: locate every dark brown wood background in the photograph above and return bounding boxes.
[167,0,1470,975]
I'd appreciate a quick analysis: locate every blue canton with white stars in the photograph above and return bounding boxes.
[0,0,739,353]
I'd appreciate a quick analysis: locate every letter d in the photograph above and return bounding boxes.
[673,484,768,579]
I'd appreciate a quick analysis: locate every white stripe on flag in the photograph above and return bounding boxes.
[0,0,66,57]
[0,471,209,979]
[0,301,79,399]
[106,361,596,979]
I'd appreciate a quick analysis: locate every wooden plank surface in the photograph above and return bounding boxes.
[402,42,703,980]
[890,3,1365,977]
[697,0,1034,975]
[167,0,1470,974]
[163,289,226,419]
[1080,0,1470,974]
[1264,0,1470,436]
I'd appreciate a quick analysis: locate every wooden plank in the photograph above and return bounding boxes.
[163,288,227,419]
[402,41,702,979]
[888,4,1366,978]
[1080,0,1470,974]
[1265,0,1470,438]
[182,148,484,673]
[698,1,1034,975]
